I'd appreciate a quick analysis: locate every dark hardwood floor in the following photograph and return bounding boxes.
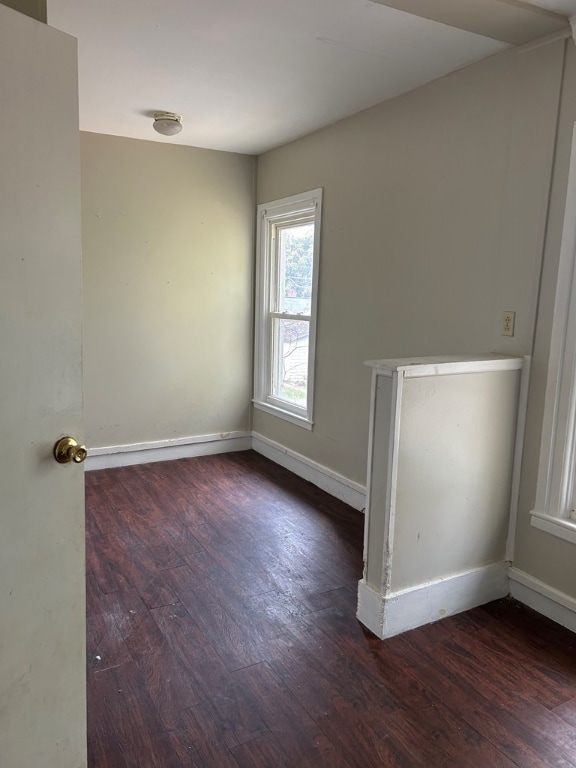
[86,450,576,767]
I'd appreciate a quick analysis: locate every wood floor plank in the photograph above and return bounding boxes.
[101,531,179,608]
[285,609,398,712]
[85,480,124,539]
[88,534,133,594]
[190,516,268,559]
[409,620,576,765]
[555,698,576,728]
[163,563,269,671]
[87,662,182,768]
[86,570,132,673]
[113,506,188,571]
[184,542,275,599]
[104,588,167,661]
[233,588,310,640]
[137,645,202,716]
[372,696,518,768]
[120,532,180,607]
[231,661,351,767]
[245,533,349,600]
[230,732,300,768]
[163,703,242,767]
[231,729,354,768]
[429,616,576,710]
[481,599,576,667]
[152,602,269,748]
[264,634,361,720]
[388,634,576,768]
[471,606,576,699]
[337,627,518,768]
[154,515,206,557]
[314,699,414,768]
[95,464,207,550]
[298,584,358,614]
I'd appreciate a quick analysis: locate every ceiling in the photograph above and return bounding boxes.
[47,0,573,155]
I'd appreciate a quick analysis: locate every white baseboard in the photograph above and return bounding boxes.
[357,561,509,639]
[356,580,386,637]
[509,567,576,633]
[251,432,366,511]
[85,431,252,471]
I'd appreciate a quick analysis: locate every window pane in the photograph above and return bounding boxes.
[272,318,309,405]
[277,223,314,315]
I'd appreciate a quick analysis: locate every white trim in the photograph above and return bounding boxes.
[270,312,311,322]
[251,432,366,511]
[361,367,403,584]
[85,431,252,471]
[510,568,576,633]
[259,189,321,218]
[253,400,313,430]
[505,356,532,561]
[379,370,403,595]
[253,188,322,429]
[362,369,380,567]
[356,580,385,638]
[365,355,523,378]
[533,124,576,530]
[357,562,509,639]
[530,511,576,545]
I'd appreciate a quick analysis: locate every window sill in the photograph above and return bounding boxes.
[531,511,576,545]
[253,400,313,430]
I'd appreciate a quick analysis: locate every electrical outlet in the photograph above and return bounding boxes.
[502,310,515,337]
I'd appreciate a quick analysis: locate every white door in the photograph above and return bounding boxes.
[0,6,86,768]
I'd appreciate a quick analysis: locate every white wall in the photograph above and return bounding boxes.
[81,132,255,450]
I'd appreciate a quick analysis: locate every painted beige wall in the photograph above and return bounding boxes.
[392,370,519,590]
[255,40,565,486]
[513,42,576,598]
[81,133,255,448]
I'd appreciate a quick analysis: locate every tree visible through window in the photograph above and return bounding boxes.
[273,223,313,405]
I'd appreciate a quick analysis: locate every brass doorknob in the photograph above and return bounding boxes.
[53,436,87,464]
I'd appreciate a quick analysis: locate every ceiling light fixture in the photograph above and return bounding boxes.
[153,111,183,136]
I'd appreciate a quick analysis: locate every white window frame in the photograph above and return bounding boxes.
[532,124,576,545]
[253,188,322,430]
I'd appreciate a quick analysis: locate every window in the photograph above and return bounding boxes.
[253,189,322,429]
[531,124,576,545]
